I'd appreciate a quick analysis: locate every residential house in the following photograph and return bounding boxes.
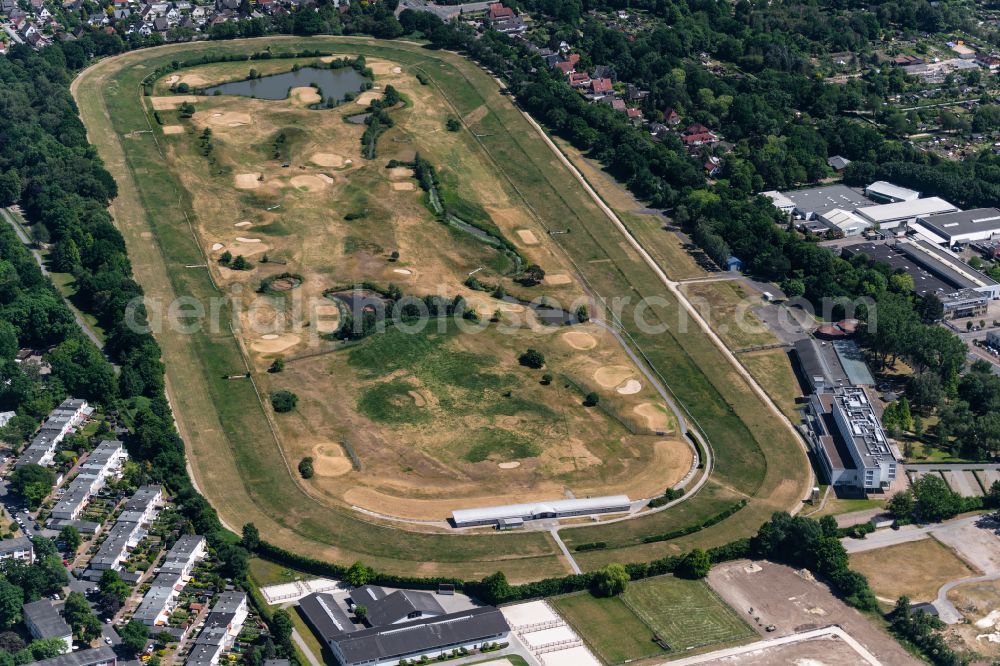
[591,64,615,81]
[664,108,681,125]
[589,77,613,97]
[567,71,590,87]
[0,537,34,564]
[23,600,73,652]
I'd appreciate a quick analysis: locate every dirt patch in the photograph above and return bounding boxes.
[388,167,414,180]
[179,73,209,87]
[311,152,345,167]
[291,86,322,105]
[356,91,381,106]
[310,443,353,477]
[290,175,328,192]
[516,229,539,245]
[634,403,672,432]
[206,111,252,127]
[408,390,427,407]
[235,173,261,189]
[594,365,634,388]
[708,560,922,665]
[617,379,642,395]
[391,182,416,191]
[544,273,573,285]
[162,125,185,135]
[150,95,198,110]
[562,331,597,350]
[268,277,301,292]
[251,333,301,354]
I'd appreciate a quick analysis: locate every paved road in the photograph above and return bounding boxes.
[905,463,1000,471]
[841,515,982,554]
[934,572,1000,624]
[548,528,580,574]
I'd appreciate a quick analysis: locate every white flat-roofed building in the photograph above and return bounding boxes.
[89,485,162,571]
[818,208,870,236]
[451,496,632,528]
[132,535,207,626]
[763,185,872,220]
[913,208,1000,245]
[865,181,920,203]
[804,386,900,493]
[854,197,958,230]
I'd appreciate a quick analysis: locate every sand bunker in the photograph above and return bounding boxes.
[356,91,381,106]
[211,243,224,251]
[310,443,353,477]
[635,403,672,432]
[235,173,261,189]
[516,229,539,245]
[311,153,345,167]
[179,74,209,87]
[236,237,262,243]
[251,333,300,354]
[291,86,322,105]
[316,173,334,184]
[594,365,634,388]
[391,182,415,191]
[544,273,573,285]
[562,331,597,350]
[408,391,427,407]
[290,175,328,192]
[392,66,402,74]
[392,268,412,275]
[388,167,414,180]
[314,304,340,333]
[235,221,252,228]
[161,125,184,135]
[166,75,179,85]
[150,95,198,110]
[617,379,642,395]
[206,111,251,127]
[498,462,521,469]
[140,232,153,239]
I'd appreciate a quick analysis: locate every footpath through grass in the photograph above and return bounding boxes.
[75,36,809,577]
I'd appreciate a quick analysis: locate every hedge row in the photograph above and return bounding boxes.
[641,500,748,544]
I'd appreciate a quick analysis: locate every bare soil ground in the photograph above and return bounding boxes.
[707,560,921,666]
[946,579,1000,660]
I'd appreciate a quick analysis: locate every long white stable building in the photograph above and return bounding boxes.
[451,496,631,528]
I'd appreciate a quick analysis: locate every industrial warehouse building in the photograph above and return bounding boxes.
[451,495,632,528]
[842,240,1000,318]
[864,181,920,203]
[792,339,874,392]
[299,587,510,666]
[763,184,872,219]
[854,197,958,230]
[912,208,1000,246]
[803,386,901,493]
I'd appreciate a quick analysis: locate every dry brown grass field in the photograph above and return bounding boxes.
[850,537,979,603]
[74,37,809,578]
[148,57,690,517]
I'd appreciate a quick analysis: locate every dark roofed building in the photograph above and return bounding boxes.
[334,607,509,666]
[359,590,445,627]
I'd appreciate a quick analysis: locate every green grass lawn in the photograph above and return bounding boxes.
[552,592,662,664]
[622,575,755,653]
